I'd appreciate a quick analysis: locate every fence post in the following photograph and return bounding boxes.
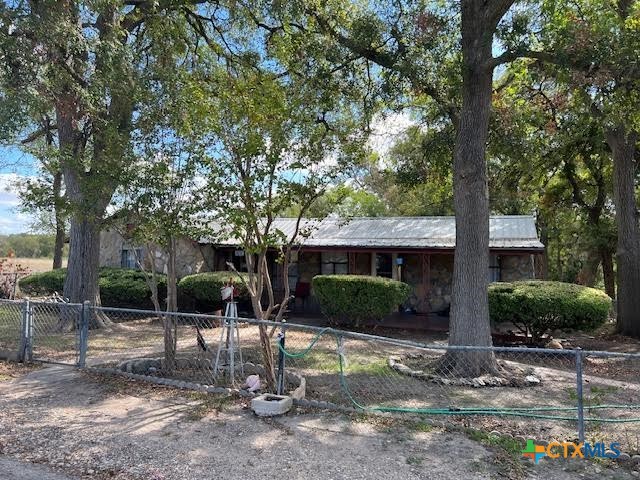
[77,301,90,368]
[276,320,287,395]
[575,349,585,443]
[19,298,32,362]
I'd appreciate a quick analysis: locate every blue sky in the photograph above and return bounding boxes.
[0,146,39,234]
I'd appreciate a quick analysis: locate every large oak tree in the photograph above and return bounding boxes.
[0,1,226,323]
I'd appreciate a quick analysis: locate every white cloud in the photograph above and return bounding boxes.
[0,190,20,207]
[367,112,415,164]
[0,173,36,234]
[0,212,32,234]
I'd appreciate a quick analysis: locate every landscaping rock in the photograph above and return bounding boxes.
[525,375,541,385]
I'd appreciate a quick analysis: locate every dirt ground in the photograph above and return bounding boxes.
[3,312,640,454]
[0,362,637,480]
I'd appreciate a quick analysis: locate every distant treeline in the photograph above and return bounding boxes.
[0,234,67,258]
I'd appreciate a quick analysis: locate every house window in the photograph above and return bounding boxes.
[375,253,393,278]
[121,248,143,269]
[489,253,501,282]
[232,249,247,271]
[321,252,348,275]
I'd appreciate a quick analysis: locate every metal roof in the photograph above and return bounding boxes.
[203,215,544,251]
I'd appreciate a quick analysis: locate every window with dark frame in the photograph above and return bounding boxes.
[120,248,143,269]
[321,252,348,275]
[489,253,501,282]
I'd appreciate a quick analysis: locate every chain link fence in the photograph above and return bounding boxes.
[2,299,640,453]
[0,299,24,360]
[30,300,83,364]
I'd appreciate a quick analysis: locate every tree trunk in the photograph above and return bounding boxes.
[143,246,162,313]
[58,155,113,330]
[575,249,600,287]
[64,218,101,304]
[442,2,499,376]
[58,216,113,330]
[535,214,549,279]
[247,251,277,390]
[607,127,640,336]
[601,247,616,300]
[52,170,65,270]
[164,236,178,371]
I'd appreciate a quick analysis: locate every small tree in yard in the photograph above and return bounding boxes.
[114,135,204,370]
[109,44,213,367]
[201,70,365,389]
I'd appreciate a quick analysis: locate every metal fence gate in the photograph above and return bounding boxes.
[0,299,87,366]
[29,300,85,365]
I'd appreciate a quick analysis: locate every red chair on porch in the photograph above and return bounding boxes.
[294,281,311,313]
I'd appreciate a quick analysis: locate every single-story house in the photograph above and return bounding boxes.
[99,215,544,314]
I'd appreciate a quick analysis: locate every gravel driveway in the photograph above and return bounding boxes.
[0,364,635,480]
[0,455,77,480]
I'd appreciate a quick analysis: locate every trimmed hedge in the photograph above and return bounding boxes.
[18,268,66,295]
[19,267,167,309]
[312,274,411,326]
[488,280,611,341]
[98,268,167,308]
[177,271,250,312]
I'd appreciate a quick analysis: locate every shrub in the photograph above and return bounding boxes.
[18,269,65,295]
[312,274,411,326]
[178,271,250,312]
[19,267,167,308]
[488,280,611,341]
[98,267,167,309]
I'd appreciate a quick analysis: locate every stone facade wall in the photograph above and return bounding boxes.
[149,239,215,277]
[500,254,535,282]
[401,254,428,313]
[99,230,126,268]
[429,254,453,313]
[99,230,215,278]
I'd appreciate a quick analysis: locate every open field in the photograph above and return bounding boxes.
[14,257,66,273]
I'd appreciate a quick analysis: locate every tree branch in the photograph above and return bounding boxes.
[489,49,560,69]
[20,125,57,144]
[307,8,459,122]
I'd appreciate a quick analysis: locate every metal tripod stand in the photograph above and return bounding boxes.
[212,297,244,384]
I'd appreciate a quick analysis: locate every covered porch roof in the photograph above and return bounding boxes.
[202,215,545,252]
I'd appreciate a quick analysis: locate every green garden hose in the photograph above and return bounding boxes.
[277,330,640,423]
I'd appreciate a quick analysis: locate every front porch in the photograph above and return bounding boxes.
[214,248,454,316]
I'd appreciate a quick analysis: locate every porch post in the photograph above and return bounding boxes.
[391,253,398,280]
[370,252,377,276]
[422,253,431,314]
[348,252,356,274]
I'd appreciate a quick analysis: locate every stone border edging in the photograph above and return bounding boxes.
[86,363,307,400]
[388,355,541,387]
